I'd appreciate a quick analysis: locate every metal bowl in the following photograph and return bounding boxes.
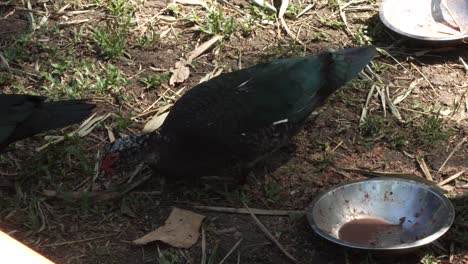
[379,0,468,42]
[307,178,455,252]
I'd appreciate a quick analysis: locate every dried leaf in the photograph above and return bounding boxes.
[199,68,223,83]
[169,59,190,86]
[133,208,205,248]
[36,113,110,151]
[169,36,222,86]
[143,112,170,132]
[106,126,116,143]
[0,52,10,71]
[187,35,223,64]
[393,79,420,105]
[359,84,376,126]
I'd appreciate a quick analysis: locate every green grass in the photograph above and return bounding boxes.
[264,182,282,203]
[239,15,256,37]
[96,0,133,17]
[166,3,182,17]
[140,72,169,90]
[417,114,450,146]
[193,2,237,37]
[312,32,330,42]
[0,33,33,63]
[353,28,372,45]
[92,20,129,59]
[420,254,439,264]
[320,19,345,29]
[112,114,133,133]
[248,5,276,21]
[360,115,388,138]
[135,31,160,49]
[158,249,179,264]
[285,3,305,17]
[41,58,128,98]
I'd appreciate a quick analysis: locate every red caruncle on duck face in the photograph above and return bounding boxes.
[100,152,120,175]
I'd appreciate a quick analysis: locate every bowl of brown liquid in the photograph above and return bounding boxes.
[307,178,454,252]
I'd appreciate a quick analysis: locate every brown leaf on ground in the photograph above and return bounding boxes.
[133,208,205,248]
[169,59,190,86]
[143,111,170,132]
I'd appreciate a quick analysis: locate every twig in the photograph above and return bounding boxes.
[127,162,145,183]
[416,156,433,181]
[178,249,192,264]
[243,202,297,263]
[338,0,353,36]
[194,206,305,216]
[58,19,89,27]
[277,0,306,49]
[386,86,404,122]
[201,226,206,264]
[218,238,243,264]
[330,167,353,179]
[296,4,314,18]
[410,63,435,91]
[439,170,465,186]
[460,57,468,72]
[437,137,467,174]
[449,242,455,263]
[376,86,386,117]
[393,78,421,105]
[359,84,376,126]
[40,234,115,247]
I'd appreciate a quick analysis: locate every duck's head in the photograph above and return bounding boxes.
[101,133,161,175]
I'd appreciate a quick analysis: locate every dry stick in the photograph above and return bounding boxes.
[439,170,466,186]
[330,167,353,179]
[296,3,314,18]
[460,57,468,72]
[194,206,305,216]
[243,202,298,263]
[338,1,353,36]
[416,157,433,181]
[40,234,115,247]
[376,86,386,117]
[201,226,206,264]
[218,238,243,264]
[127,162,145,183]
[410,62,436,91]
[279,15,306,48]
[449,242,455,263]
[359,84,376,126]
[386,86,403,122]
[58,19,89,26]
[437,137,467,174]
[178,249,192,264]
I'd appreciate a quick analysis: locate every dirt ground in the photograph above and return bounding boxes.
[0,0,468,263]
